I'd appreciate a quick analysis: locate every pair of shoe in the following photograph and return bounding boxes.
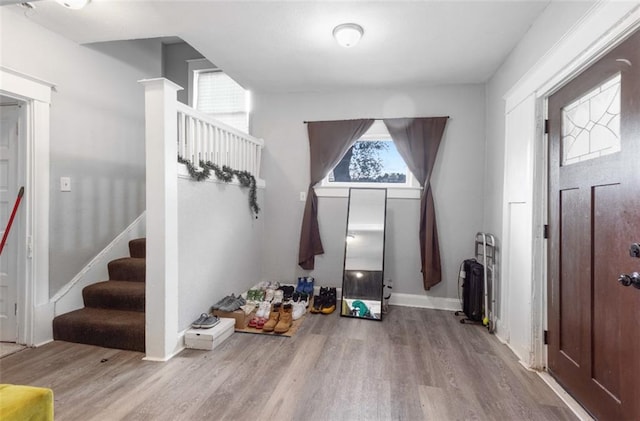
[264,287,287,304]
[211,294,246,313]
[257,281,281,290]
[278,285,295,301]
[248,316,267,329]
[291,291,309,307]
[264,288,275,303]
[272,289,284,304]
[310,287,337,314]
[263,303,293,333]
[248,301,273,329]
[255,301,271,318]
[246,289,265,302]
[191,313,220,329]
[296,277,314,295]
[292,301,306,320]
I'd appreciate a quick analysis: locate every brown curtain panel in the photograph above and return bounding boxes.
[298,119,374,269]
[383,117,448,290]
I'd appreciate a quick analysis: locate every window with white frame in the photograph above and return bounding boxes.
[193,69,250,133]
[323,121,418,188]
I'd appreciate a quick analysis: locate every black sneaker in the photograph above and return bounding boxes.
[320,288,337,315]
[278,285,295,300]
[292,291,309,304]
[310,295,323,313]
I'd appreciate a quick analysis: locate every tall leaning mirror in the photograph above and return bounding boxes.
[341,188,387,320]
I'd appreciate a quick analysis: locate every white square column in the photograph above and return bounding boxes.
[139,78,183,361]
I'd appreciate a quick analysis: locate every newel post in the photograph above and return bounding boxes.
[139,78,183,361]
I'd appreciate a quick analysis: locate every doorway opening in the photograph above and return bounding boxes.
[0,66,53,347]
[0,95,26,344]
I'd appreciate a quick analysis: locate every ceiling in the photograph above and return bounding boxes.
[7,0,551,93]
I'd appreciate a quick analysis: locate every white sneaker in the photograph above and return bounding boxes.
[264,288,275,302]
[272,289,284,305]
[292,301,306,320]
[256,301,271,319]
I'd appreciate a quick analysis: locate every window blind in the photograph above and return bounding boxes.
[196,70,248,133]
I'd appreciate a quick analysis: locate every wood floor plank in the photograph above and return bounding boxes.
[260,334,326,420]
[0,306,578,421]
[418,384,454,420]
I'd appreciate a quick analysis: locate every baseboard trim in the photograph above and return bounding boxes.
[389,293,461,311]
[33,339,53,348]
[143,329,186,362]
[313,288,461,313]
[143,348,185,362]
[537,371,594,421]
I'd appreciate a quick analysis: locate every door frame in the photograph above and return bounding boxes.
[534,14,640,369]
[501,2,640,370]
[0,66,54,346]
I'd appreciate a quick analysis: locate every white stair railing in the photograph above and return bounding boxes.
[176,102,263,178]
[139,78,265,361]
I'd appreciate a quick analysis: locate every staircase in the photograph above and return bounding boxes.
[53,238,146,352]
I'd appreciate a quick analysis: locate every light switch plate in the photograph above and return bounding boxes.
[60,177,71,192]
[300,192,306,201]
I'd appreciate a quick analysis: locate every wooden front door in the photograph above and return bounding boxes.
[548,29,640,420]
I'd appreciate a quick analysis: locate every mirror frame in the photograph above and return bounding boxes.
[340,187,387,321]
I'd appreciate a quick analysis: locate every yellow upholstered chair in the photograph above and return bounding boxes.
[0,384,54,421]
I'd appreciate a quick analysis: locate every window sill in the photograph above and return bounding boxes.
[315,185,421,199]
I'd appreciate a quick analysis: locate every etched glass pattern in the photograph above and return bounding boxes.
[562,73,621,166]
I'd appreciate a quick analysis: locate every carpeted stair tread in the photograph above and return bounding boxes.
[129,238,146,259]
[83,281,145,312]
[53,237,147,352]
[108,257,145,282]
[53,308,144,352]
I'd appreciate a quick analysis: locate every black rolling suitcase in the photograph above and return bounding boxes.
[455,258,484,323]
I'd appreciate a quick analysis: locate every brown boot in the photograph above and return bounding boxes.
[274,304,293,334]
[262,303,281,332]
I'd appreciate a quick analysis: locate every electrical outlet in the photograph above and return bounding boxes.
[60,177,71,192]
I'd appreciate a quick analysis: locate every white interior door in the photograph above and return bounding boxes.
[0,101,21,342]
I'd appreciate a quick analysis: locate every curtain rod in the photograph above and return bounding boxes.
[303,116,450,124]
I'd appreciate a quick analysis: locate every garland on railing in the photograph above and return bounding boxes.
[178,156,260,217]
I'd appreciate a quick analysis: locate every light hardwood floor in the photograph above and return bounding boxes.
[0,306,577,420]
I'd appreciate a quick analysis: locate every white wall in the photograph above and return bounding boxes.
[177,175,264,330]
[162,42,204,106]
[0,7,162,297]
[53,214,146,316]
[484,1,596,241]
[252,85,485,300]
[484,0,596,363]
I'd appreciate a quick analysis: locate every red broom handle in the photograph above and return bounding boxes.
[0,186,24,256]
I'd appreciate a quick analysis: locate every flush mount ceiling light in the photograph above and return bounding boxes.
[333,23,364,48]
[55,0,90,9]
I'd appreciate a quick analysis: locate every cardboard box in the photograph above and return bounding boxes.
[212,308,252,329]
[184,317,235,350]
